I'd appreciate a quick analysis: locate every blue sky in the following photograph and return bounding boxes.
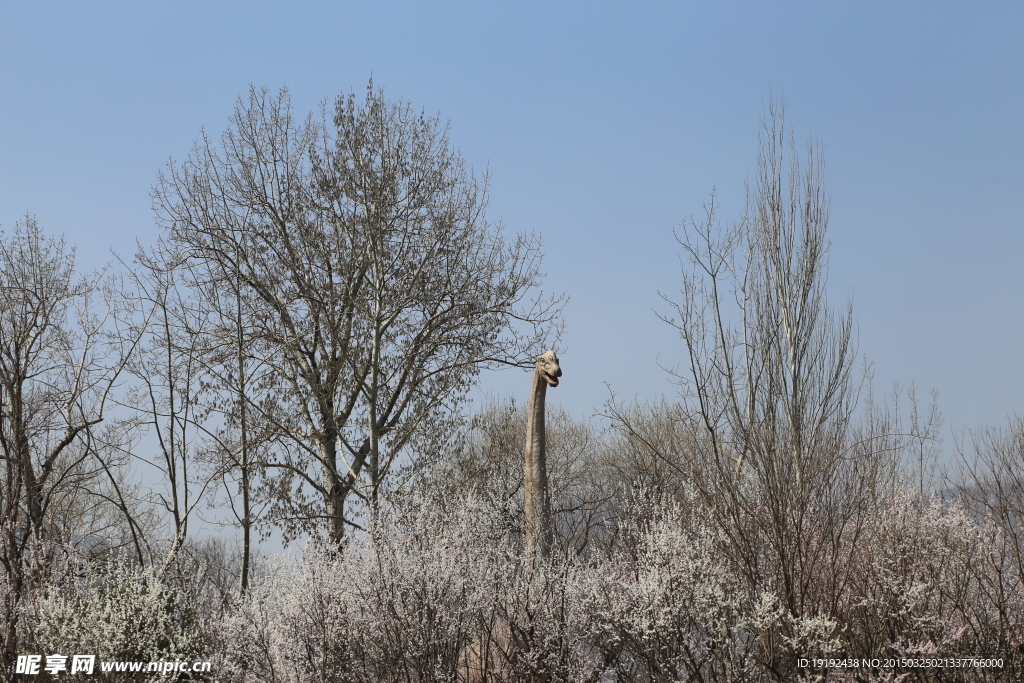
[2,1,1022,449]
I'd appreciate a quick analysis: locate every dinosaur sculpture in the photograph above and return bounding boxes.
[461,351,563,682]
[524,349,561,559]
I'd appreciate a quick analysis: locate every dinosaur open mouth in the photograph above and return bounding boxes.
[544,373,559,387]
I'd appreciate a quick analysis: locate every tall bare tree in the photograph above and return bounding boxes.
[155,240,271,593]
[647,97,888,676]
[119,253,225,569]
[154,84,562,546]
[662,97,855,491]
[0,217,133,671]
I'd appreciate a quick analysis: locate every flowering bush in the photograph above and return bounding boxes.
[3,484,1023,682]
[214,498,509,682]
[572,500,757,680]
[7,542,211,682]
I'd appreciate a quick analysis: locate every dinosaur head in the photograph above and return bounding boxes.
[536,350,562,387]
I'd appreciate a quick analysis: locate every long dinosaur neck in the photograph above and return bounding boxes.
[524,367,551,559]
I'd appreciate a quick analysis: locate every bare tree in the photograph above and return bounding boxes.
[0,217,133,672]
[118,254,225,569]
[662,97,855,490]
[153,84,563,546]
[647,96,885,676]
[171,241,272,594]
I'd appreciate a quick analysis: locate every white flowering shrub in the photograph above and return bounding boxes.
[215,551,362,682]
[205,486,1024,682]
[571,499,756,681]
[4,483,1023,682]
[14,550,211,682]
[841,492,1023,675]
[215,497,511,682]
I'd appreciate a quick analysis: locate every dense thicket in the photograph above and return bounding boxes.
[2,92,1022,682]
